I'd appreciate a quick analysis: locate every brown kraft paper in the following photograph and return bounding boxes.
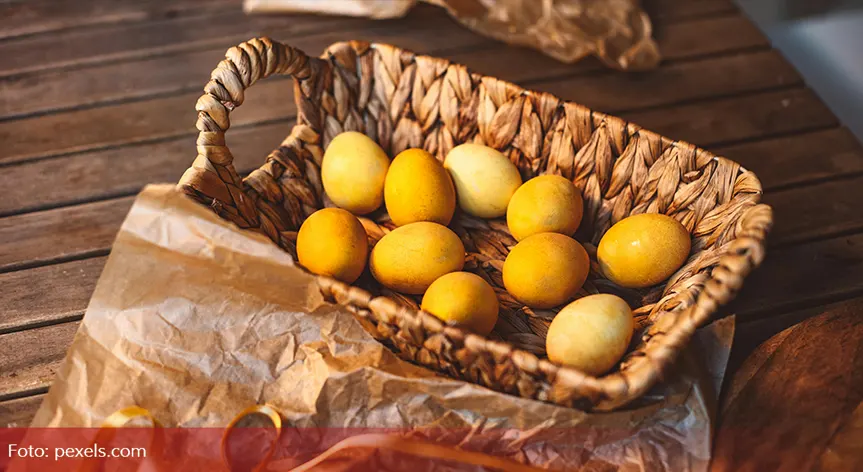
[27,184,733,470]
[243,0,661,70]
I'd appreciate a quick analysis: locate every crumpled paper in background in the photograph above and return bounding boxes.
[25,185,732,470]
[244,0,661,70]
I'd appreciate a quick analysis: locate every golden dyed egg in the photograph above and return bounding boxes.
[421,272,499,335]
[546,294,633,376]
[384,148,456,226]
[296,208,368,284]
[507,174,583,241]
[321,131,390,215]
[370,222,465,294]
[443,143,522,218]
[502,233,590,309]
[597,213,691,288]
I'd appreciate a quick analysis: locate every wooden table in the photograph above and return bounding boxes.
[1,0,862,469]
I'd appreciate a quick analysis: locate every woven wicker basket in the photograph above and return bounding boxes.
[178,37,773,411]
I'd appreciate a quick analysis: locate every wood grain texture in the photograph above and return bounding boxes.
[0,394,44,427]
[766,174,863,246]
[0,79,296,164]
[0,257,107,334]
[625,87,837,147]
[0,198,132,272]
[0,10,484,120]
[0,7,365,78]
[712,301,863,472]
[719,127,863,191]
[0,0,739,80]
[536,50,801,113]
[0,122,291,216]
[0,322,79,400]
[0,0,239,41]
[1,13,764,120]
[729,232,863,319]
[645,0,737,18]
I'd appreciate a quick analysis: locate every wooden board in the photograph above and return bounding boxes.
[0,322,79,400]
[0,0,240,41]
[713,299,863,471]
[0,394,44,428]
[1,14,767,121]
[0,257,105,334]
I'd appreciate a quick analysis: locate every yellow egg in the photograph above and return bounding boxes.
[507,175,583,241]
[597,213,691,288]
[421,272,499,335]
[384,148,456,226]
[546,294,633,376]
[321,131,390,215]
[296,208,369,284]
[443,143,522,218]
[502,233,590,309]
[370,222,465,294]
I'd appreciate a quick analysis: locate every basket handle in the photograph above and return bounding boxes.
[178,37,317,228]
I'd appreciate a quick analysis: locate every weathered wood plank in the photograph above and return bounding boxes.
[0,0,739,77]
[717,126,863,191]
[729,232,863,319]
[646,0,737,19]
[0,7,365,78]
[713,301,863,471]
[0,12,487,120]
[536,49,801,113]
[0,394,44,428]
[624,87,837,147]
[2,14,765,120]
[765,174,863,246]
[0,122,291,217]
[0,322,79,400]
[0,257,106,334]
[0,78,296,164]
[0,198,132,272]
[0,0,239,41]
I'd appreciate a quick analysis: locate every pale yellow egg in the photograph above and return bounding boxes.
[296,208,368,284]
[502,233,590,309]
[370,222,465,294]
[546,294,634,376]
[507,174,583,241]
[421,272,499,335]
[384,148,456,226]
[321,131,390,215]
[597,213,691,288]
[443,143,522,218]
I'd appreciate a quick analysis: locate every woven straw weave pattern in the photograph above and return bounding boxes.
[179,38,772,410]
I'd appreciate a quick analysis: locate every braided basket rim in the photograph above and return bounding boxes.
[178,37,773,411]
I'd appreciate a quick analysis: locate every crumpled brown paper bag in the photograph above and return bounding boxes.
[244,0,661,70]
[27,185,732,470]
